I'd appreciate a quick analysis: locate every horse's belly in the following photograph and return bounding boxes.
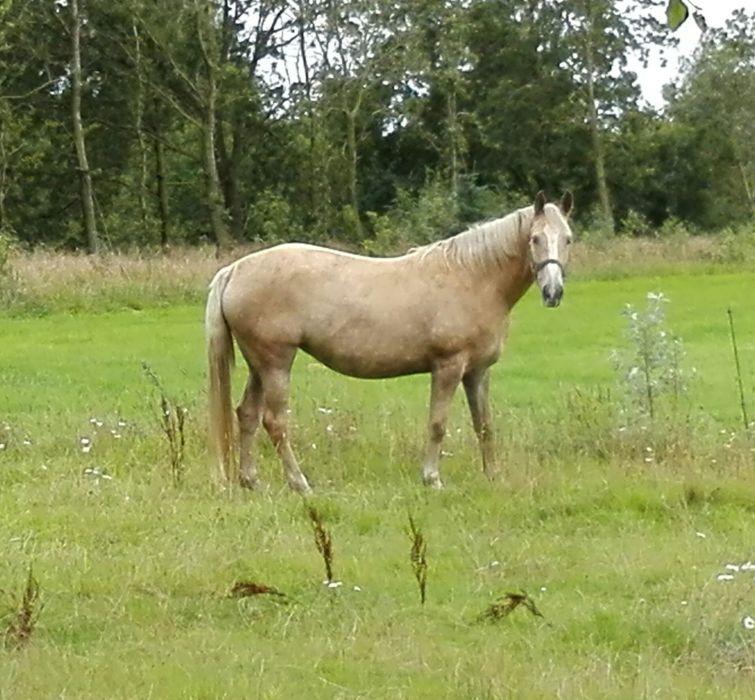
[302,338,431,379]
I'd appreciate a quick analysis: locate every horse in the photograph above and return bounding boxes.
[205,190,574,493]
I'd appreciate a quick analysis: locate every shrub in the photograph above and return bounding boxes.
[620,209,653,238]
[364,179,460,255]
[611,292,694,425]
[657,216,692,239]
[364,175,528,256]
[248,189,305,243]
[714,223,755,263]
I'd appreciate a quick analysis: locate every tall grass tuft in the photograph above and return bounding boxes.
[407,514,428,605]
[3,565,42,650]
[142,362,187,487]
[306,505,335,583]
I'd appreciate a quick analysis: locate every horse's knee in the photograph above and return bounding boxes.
[236,402,258,425]
[429,420,445,442]
[263,410,285,444]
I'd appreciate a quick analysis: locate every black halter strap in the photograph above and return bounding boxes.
[534,258,566,278]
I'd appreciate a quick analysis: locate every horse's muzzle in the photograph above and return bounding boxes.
[542,284,563,308]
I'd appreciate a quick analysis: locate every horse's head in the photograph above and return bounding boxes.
[528,191,574,308]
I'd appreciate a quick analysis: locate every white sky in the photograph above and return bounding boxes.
[632,1,749,108]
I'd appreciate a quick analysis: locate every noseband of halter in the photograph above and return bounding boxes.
[533,258,566,278]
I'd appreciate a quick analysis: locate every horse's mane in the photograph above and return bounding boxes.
[410,207,532,270]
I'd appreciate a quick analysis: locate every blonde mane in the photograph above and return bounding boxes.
[411,207,533,270]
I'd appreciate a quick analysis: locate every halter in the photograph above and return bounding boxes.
[534,258,566,278]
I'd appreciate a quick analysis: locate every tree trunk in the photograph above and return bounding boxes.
[447,86,460,208]
[345,91,364,241]
[584,34,614,233]
[152,121,170,249]
[227,122,243,239]
[298,0,317,221]
[202,77,232,251]
[133,21,150,238]
[0,112,9,233]
[216,113,244,239]
[197,0,232,252]
[70,0,99,253]
[736,160,755,215]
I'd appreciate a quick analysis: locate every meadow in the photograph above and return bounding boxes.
[0,250,754,698]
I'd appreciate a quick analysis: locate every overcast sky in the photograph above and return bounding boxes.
[632,1,748,108]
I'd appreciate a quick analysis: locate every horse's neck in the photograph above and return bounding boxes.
[499,259,535,310]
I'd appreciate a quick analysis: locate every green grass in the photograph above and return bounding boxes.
[0,269,754,698]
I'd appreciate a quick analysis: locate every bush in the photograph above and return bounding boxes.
[365,175,528,256]
[714,222,755,263]
[248,189,305,243]
[611,292,694,427]
[657,216,692,239]
[576,204,614,244]
[620,209,653,237]
[364,179,461,255]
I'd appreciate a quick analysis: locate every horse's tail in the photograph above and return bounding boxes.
[205,264,235,480]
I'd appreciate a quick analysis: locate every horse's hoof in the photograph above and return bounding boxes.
[422,475,444,490]
[239,474,262,490]
[288,477,312,495]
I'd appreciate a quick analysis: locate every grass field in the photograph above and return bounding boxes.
[0,267,754,698]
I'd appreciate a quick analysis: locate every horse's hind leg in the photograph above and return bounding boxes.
[422,359,465,489]
[463,368,497,480]
[237,371,263,489]
[259,353,311,494]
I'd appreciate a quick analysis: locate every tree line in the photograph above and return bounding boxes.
[0,0,753,253]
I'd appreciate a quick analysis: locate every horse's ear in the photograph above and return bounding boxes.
[560,191,574,217]
[534,191,547,216]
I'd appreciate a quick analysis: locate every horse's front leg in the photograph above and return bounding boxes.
[421,359,465,488]
[463,368,497,480]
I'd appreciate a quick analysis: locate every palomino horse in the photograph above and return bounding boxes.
[206,191,573,492]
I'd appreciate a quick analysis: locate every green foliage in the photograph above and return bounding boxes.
[657,216,692,239]
[715,223,755,263]
[364,175,522,255]
[0,230,18,305]
[666,0,689,31]
[620,209,654,238]
[248,189,305,243]
[0,1,752,250]
[365,178,460,254]
[666,11,755,228]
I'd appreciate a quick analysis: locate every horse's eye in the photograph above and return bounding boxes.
[566,238,572,246]
[532,235,541,245]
